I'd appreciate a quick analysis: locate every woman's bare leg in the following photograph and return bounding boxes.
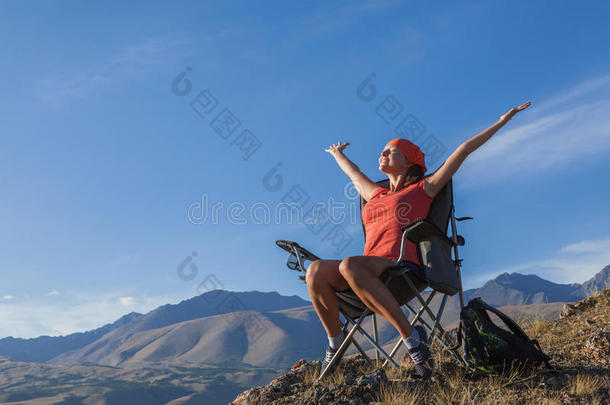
[305,260,349,337]
[339,256,413,338]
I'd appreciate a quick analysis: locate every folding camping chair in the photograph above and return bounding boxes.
[275,176,472,380]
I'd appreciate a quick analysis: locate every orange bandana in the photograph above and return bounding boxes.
[388,138,427,173]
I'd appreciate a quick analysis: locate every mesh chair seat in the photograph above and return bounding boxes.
[336,261,428,320]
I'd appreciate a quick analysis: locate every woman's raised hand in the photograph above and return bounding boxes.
[500,101,531,122]
[324,141,351,155]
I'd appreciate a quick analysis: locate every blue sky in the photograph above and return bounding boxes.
[1,1,610,338]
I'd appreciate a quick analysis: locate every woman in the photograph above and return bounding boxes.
[307,101,531,378]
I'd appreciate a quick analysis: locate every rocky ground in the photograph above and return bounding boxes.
[231,289,610,405]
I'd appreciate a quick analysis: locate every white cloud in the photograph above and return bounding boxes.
[536,73,610,113]
[467,237,610,288]
[37,36,191,103]
[559,239,610,254]
[46,289,59,296]
[119,296,136,306]
[459,73,610,186]
[3,295,14,300]
[0,291,186,339]
[302,0,399,33]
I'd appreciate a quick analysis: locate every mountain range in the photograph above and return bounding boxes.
[1,266,608,366]
[0,265,607,404]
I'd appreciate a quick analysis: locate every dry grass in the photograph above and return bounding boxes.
[375,291,610,404]
[291,290,610,405]
[376,382,424,405]
[385,362,409,380]
[301,362,349,391]
[368,365,609,405]
[521,289,610,368]
[300,363,319,387]
[295,351,608,405]
[325,366,345,386]
[520,316,547,339]
[567,374,604,396]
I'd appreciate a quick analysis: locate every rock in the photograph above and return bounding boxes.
[232,388,259,405]
[355,368,387,387]
[584,331,610,364]
[231,356,389,405]
[291,359,305,369]
[559,303,583,318]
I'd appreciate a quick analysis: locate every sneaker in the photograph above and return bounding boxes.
[407,325,434,379]
[320,345,343,377]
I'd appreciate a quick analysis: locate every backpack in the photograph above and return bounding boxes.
[452,297,553,373]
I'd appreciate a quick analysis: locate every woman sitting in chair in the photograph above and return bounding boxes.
[308,101,531,378]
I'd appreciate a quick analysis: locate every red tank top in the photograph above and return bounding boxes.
[362,178,433,264]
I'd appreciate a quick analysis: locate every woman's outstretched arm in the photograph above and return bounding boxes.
[425,101,531,198]
[325,141,380,201]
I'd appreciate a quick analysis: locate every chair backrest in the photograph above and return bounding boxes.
[359,176,454,243]
[358,175,461,296]
[427,178,453,233]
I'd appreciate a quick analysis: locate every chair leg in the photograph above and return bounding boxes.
[424,295,467,365]
[387,282,469,368]
[340,320,372,362]
[407,291,436,325]
[403,276,448,335]
[407,287,451,345]
[407,290,468,367]
[351,334,372,362]
[343,313,400,369]
[382,291,436,368]
[430,294,448,340]
[372,313,380,362]
[318,308,372,381]
[406,302,435,332]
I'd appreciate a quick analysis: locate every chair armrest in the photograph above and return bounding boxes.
[399,220,462,295]
[275,240,321,273]
[379,264,411,282]
[380,262,426,284]
[400,220,454,247]
[396,220,454,263]
[276,240,320,261]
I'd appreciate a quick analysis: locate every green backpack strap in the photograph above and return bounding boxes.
[476,300,554,370]
[450,298,554,370]
[475,300,530,341]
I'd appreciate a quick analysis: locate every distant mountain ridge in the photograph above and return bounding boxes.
[0,312,142,363]
[465,265,609,307]
[469,272,585,306]
[0,290,308,365]
[48,306,327,368]
[117,289,309,334]
[422,266,610,329]
[46,290,313,368]
[580,265,610,297]
[0,267,608,368]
